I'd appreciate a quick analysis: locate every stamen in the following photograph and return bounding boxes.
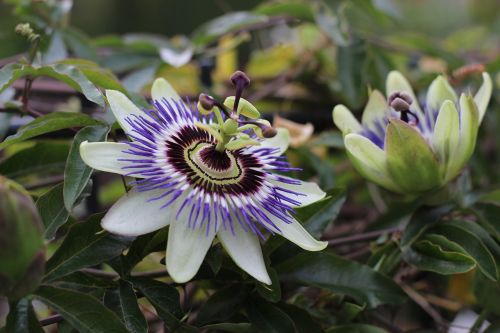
[388,91,419,125]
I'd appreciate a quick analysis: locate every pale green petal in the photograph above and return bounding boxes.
[447,94,479,180]
[426,76,457,112]
[385,119,441,193]
[431,101,459,180]
[101,189,172,236]
[344,133,402,193]
[106,90,143,135]
[361,90,388,128]
[166,216,215,283]
[151,77,182,103]
[257,128,289,155]
[386,71,423,115]
[332,105,363,135]
[269,177,326,207]
[265,213,327,251]
[80,141,145,178]
[217,224,271,285]
[474,72,493,123]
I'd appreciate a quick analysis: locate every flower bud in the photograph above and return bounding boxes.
[197,93,215,115]
[0,176,45,300]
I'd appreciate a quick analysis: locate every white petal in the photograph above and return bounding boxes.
[267,214,327,251]
[258,128,289,155]
[106,90,143,135]
[151,77,182,103]
[431,100,459,179]
[361,90,388,128]
[102,188,173,236]
[332,104,363,135]
[166,215,215,283]
[80,141,145,178]
[344,133,402,193]
[217,224,271,285]
[159,47,193,68]
[474,72,493,123]
[270,177,326,207]
[386,71,423,115]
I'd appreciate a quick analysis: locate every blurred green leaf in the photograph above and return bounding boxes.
[104,280,148,333]
[196,284,249,326]
[0,142,70,179]
[473,203,500,242]
[246,298,297,333]
[61,28,99,61]
[36,183,70,240]
[191,12,268,47]
[327,324,388,333]
[44,214,131,282]
[277,252,406,308]
[337,39,367,109]
[254,2,314,21]
[5,298,44,333]
[0,112,102,149]
[42,30,68,64]
[63,125,109,210]
[313,1,351,47]
[33,285,128,333]
[473,271,500,315]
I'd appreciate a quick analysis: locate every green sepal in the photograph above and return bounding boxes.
[386,119,441,193]
[223,96,260,119]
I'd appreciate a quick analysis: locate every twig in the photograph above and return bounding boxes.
[39,313,63,326]
[400,283,447,329]
[327,227,400,246]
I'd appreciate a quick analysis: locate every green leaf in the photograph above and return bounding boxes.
[313,1,351,46]
[0,142,70,179]
[36,183,70,240]
[63,125,109,210]
[254,2,314,21]
[0,63,24,92]
[191,12,268,47]
[276,252,406,308]
[337,39,367,109]
[473,271,500,315]
[430,223,498,281]
[121,228,168,274]
[278,303,324,333]
[44,214,131,282]
[129,277,186,330]
[33,285,128,333]
[61,28,99,61]
[403,234,476,275]
[327,324,388,333]
[473,203,500,242]
[104,280,148,333]
[54,271,117,289]
[0,112,102,149]
[246,299,297,333]
[257,267,281,303]
[201,323,253,333]
[6,298,44,333]
[196,285,249,325]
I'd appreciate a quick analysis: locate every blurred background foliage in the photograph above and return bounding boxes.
[0,0,499,332]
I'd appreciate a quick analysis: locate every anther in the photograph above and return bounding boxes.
[198,93,215,111]
[388,91,418,124]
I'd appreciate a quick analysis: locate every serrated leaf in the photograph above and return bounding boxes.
[276,252,406,308]
[0,112,102,149]
[44,214,131,281]
[104,280,148,333]
[36,183,70,240]
[33,285,128,333]
[63,125,109,210]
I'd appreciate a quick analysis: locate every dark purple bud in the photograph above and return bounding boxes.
[198,93,216,111]
[262,126,278,138]
[230,70,250,88]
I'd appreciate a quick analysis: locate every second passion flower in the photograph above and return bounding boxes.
[80,71,327,285]
[333,71,492,195]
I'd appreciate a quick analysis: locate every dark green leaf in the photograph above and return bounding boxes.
[201,323,253,333]
[6,298,44,333]
[0,142,70,179]
[54,271,117,289]
[247,299,297,333]
[278,303,324,333]
[196,284,249,325]
[33,285,128,333]
[36,183,70,240]
[473,203,500,242]
[63,125,109,210]
[327,324,388,333]
[104,280,148,333]
[336,302,364,324]
[257,267,281,303]
[44,214,131,281]
[430,223,498,281]
[0,112,102,149]
[121,228,168,274]
[403,234,476,275]
[129,277,185,330]
[276,252,406,308]
[400,205,452,247]
[473,271,500,315]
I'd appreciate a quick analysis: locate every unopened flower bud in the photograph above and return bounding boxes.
[262,126,278,138]
[197,93,215,115]
[230,70,250,89]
